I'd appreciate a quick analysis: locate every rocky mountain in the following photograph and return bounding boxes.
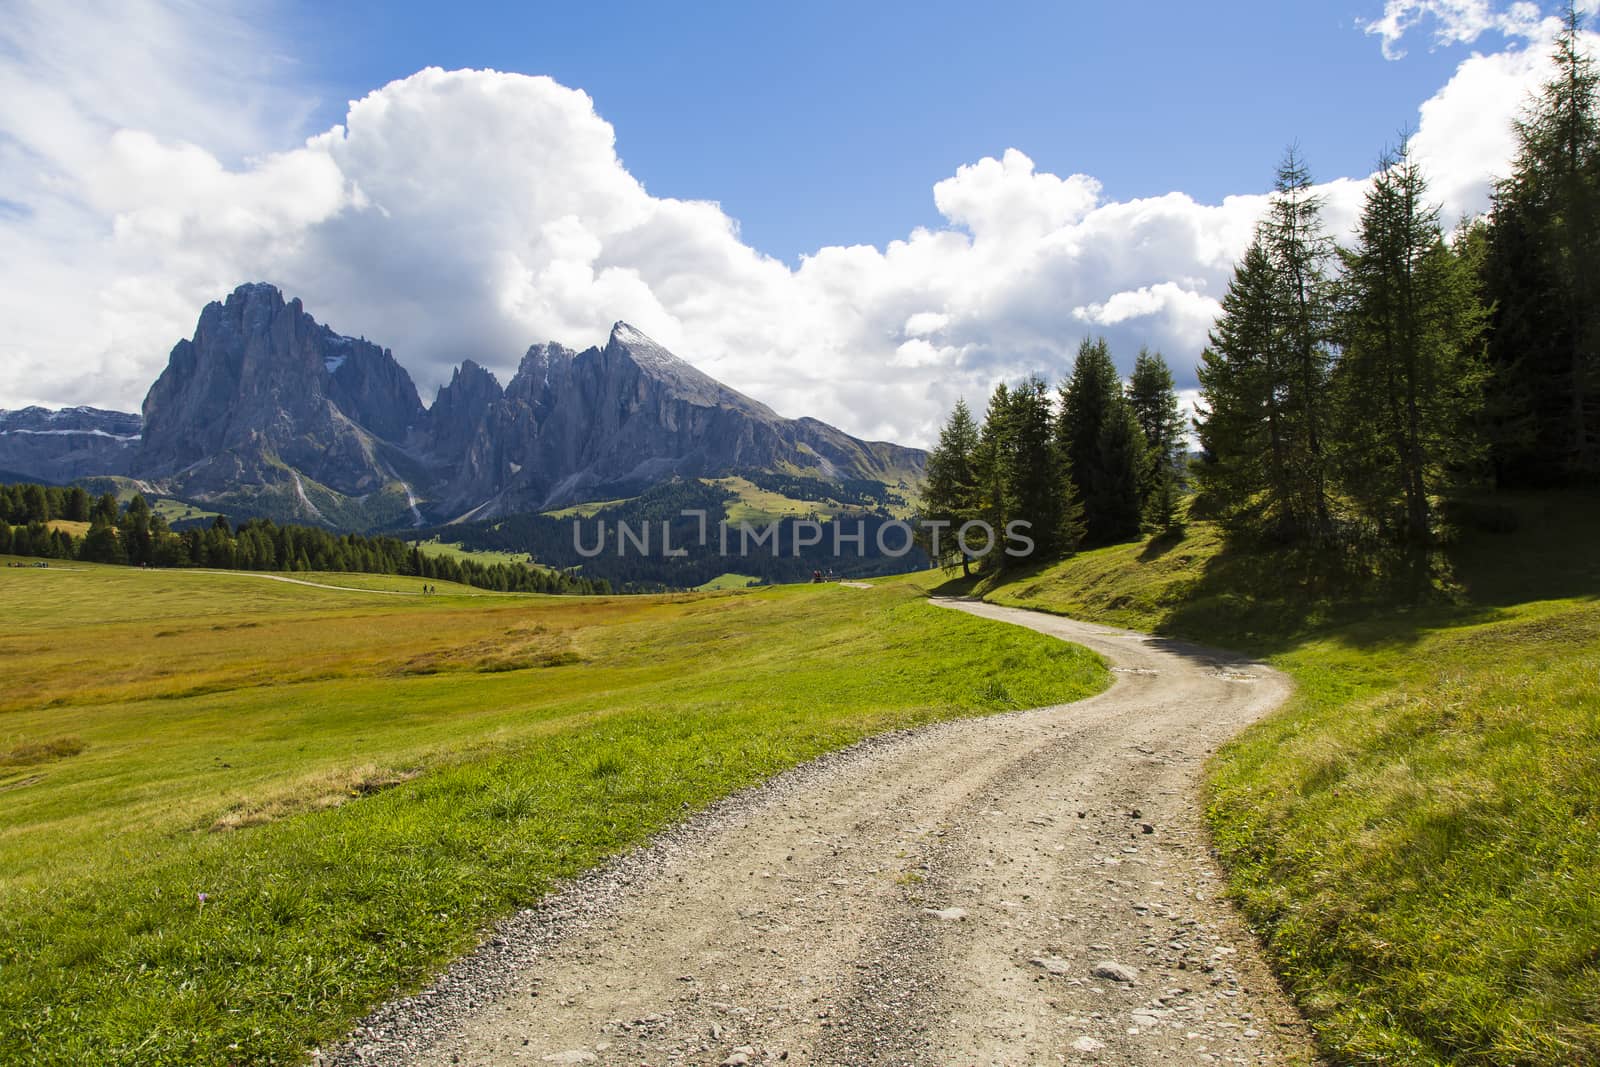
[429,324,923,519]
[1,284,923,529]
[0,406,142,483]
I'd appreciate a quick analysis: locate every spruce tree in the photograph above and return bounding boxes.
[79,519,126,565]
[1060,337,1144,544]
[1484,3,1600,481]
[119,494,154,565]
[22,483,51,523]
[975,383,1014,550]
[921,399,984,574]
[1261,147,1337,538]
[1197,152,1338,541]
[1127,348,1186,527]
[1334,141,1489,542]
[1197,239,1278,527]
[1003,376,1078,561]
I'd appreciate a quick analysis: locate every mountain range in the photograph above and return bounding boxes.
[0,284,924,529]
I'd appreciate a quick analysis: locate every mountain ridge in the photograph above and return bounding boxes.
[0,284,924,528]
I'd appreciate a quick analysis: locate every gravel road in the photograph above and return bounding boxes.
[325,597,1315,1067]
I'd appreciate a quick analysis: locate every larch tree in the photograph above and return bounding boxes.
[1333,140,1489,542]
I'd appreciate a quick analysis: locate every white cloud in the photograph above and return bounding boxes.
[0,0,1586,447]
[1363,0,1549,59]
[903,311,951,338]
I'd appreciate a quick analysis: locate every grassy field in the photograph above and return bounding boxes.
[44,519,90,537]
[410,536,550,570]
[0,561,1106,1065]
[706,475,837,524]
[958,494,1600,1065]
[541,497,634,519]
[694,572,763,591]
[152,499,220,524]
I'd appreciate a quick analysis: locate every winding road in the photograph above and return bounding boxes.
[329,598,1315,1067]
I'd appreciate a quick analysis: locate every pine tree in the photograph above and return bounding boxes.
[119,494,154,565]
[921,399,984,574]
[1003,376,1079,560]
[1197,152,1338,541]
[975,383,1014,546]
[1197,239,1279,527]
[1261,147,1337,537]
[1334,141,1490,542]
[79,519,126,565]
[1059,337,1143,544]
[1127,348,1186,528]
[1484,3,1600,482]
[22,483,51,523]
[64,487,90,522]
[90,492,119,525]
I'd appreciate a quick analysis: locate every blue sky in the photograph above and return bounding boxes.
[285,1,1502,262]
[0,1,1582,443]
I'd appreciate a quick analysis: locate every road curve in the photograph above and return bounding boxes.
[328,597,1315,1067]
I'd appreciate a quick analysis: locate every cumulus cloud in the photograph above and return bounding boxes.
[0,0,1587,447]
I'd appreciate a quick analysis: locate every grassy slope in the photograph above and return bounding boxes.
[959,494,1600,1065]
[694,572,763,591]
[0,563,1106,1066]
[707,475,839,523]
[411,536,552,571]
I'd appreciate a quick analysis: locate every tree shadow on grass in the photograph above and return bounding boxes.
[1154,492,1600,656]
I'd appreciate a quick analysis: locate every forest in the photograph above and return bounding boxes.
[922,11,1599,575]
[0,482,609,595]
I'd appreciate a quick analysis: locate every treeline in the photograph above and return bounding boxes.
[925,10,1599,571]
[1198,10,1599,543]
[0,483,608,594]
[921,345,1185,573]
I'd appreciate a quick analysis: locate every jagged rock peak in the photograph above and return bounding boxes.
[446,359,501,391]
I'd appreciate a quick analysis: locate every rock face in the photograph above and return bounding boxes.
[139,283,424,504]
[5,283,925,528]
[428,324,923,518]
[0,406,142,483]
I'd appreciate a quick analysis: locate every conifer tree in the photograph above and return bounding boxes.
[975,382,1014,545]
[1127,348,1186,527]
[22,483,50,523]
[1334,141,1489,541]
[1059,337,1143,544]
[1484,3,1600,481]
[921,399,984,574]
[79,519,126,565]
[1197,152,1338,540]
[1003,376,1080,560]
[119,494,154,565]
[1261,147,1337,537]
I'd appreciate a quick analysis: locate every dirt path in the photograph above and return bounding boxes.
[329,598,1314,1067]
[191,570,422,595]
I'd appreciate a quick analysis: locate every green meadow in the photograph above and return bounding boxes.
[0,562,1105,1065]
[959,493,1600,1065]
